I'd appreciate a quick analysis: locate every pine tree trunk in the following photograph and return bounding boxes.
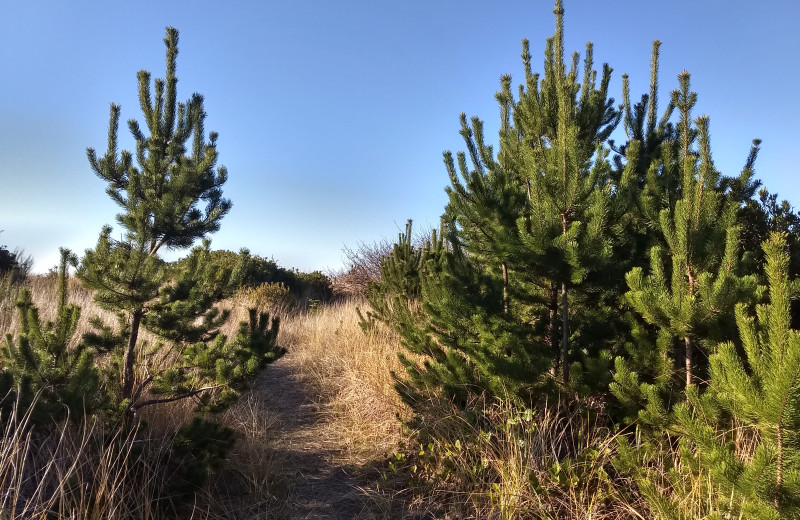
[685,263,696,389]
[122,310,143,401]
[549,282,559,378]
[777,423,783,511]
[560,213,569,385]
[562,281,569,384]
[684,335,692,388]
[501,261,509,315]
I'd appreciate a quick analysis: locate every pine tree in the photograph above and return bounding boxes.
[509,1,620,385]
[625,233,800,519]
[608,40,676,340]
[358,220,426,335]
[620,72,758,394]
[359,220,487,405]
[439,0,622,387]
[362,1,642,416]
[79,27,282,420]
[1,248,102,421]
[739,188,800,303]
[674,232,800,518]
[366,1,676,406]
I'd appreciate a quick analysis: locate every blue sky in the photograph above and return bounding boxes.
[1,1,798,273]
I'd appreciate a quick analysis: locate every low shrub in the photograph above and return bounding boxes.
[389,396,644,519]
[236,282,297,316]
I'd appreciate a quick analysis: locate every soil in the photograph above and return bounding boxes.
[256,355,407,520]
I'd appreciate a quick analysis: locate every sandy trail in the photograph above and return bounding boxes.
[258,356,375,519]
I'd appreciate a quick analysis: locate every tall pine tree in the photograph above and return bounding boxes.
[510,1,619,384]
[366,1,646,407]
[79,27,282,420]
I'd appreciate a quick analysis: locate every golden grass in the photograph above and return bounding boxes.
[274,299,408,464]
[0,399,195,519]
[386,395,646,519]
[0,277,410,517]
[0,274,148,351]
[220,286,408,465]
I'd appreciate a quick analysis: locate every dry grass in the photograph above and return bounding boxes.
[0,398,204,519]
[0,277,410,517]
[0,277,287,518]
[0,273,151,351]
[274,298,408,464]
[384,395,646,519]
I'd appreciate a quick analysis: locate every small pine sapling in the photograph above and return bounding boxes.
[670,232,800,518]
[1,248,102,422]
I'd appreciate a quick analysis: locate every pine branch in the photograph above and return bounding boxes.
[133,385,222,410]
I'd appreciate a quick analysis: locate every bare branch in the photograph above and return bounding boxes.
[132,385,221,410]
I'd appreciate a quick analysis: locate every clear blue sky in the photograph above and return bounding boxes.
[1,1,798,273]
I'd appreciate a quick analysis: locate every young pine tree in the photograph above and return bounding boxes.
[1,249,102,421]
[625,233,800,520]
[620,72,759,395]
[674,231,800,518]
[79,27,282,420]
[510,1,620,385]
[367,1,664,406]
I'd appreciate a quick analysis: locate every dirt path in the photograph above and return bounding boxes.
[258,355,381,519]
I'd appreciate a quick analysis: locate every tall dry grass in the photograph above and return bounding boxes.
[0,397,210,519]
[226,291,653,518]
[0,273,149,356]
[382,394,647,519]
[267,297,408,464]
[0,276,287,518]
[0,275,409,517]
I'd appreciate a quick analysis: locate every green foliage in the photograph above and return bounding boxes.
[175,308,285,412]
[86,29,230,250]
[360,220,535,406]
[359,220,426,334]
[1,249,102,422]
[190,250,333,305]
[292,269,334,302]
[0,236,32,282]
[365,1,644,410]
[79,239,251,414]
[739,188,800,311]
[142,242,244,344]
[78,27,283,423]
[615,234,800,520]
[237,281,296,314]
[160,418,236,513]
[669,232,800,519]
[615,72,760,417]
[243,255,332,303]
[0,244,15,273]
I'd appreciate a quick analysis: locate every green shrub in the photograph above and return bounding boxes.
[237,282,296,314]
